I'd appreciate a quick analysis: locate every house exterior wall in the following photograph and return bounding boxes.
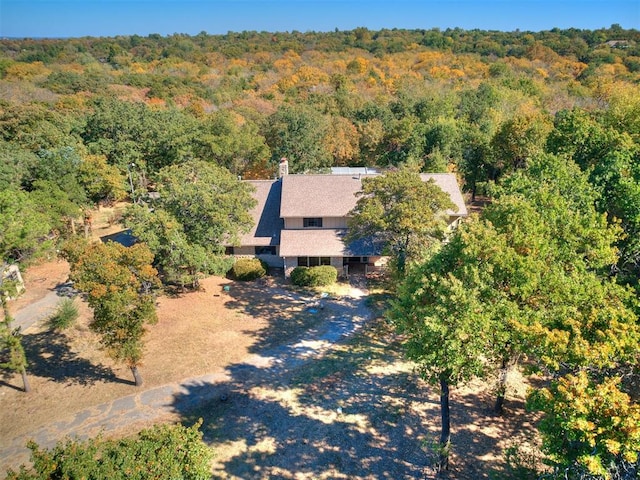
[283,256,344,278]
[284,217,348,229]
[232,246,284,268]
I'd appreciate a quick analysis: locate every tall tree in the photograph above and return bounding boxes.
[0,188,53,264]
[123,205,219,289]
[264,103,331,173]
[528,372,640,479]
[0,282,30,393]
[67,241,160,386]
[194,110,270,176]
[125,161,256,287]
[390,154,639,470]
[346,168,455,276]
[155,161,255,251]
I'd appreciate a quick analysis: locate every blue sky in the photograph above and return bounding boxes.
[1,0,639,38]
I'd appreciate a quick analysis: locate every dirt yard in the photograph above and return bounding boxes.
[0,205,541,478]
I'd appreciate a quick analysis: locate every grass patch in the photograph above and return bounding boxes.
[48,298,79,330]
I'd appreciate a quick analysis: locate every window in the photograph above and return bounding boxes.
[255,246,276,255]
[225,246,234,255]
[303,217,323,228]
[297,257,331,267]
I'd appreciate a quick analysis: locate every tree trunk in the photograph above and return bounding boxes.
[131,365,143,387]
[21,367,31,393]
[495,359,508,415]
[439,376,451,472]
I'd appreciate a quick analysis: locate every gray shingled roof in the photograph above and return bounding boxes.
[280,173,467,218]
[419,173,468,216]
[239,180,283,246]
[280,174,371,218]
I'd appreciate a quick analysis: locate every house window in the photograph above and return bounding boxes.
[225,246,234,255]
[303,217,323,228]
[297,257,331,267]
[255,246,276,256]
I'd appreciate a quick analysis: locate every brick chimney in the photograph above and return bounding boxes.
[279,157,289,177]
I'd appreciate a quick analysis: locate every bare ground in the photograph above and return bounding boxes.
[0,206,541,478]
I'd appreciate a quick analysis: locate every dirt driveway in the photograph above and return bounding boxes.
[1,261,539,479]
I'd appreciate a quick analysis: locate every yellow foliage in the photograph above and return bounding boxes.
[4,61,51,79]
[146,97,166,108]
[535,67,549,78]
[295,65,329,84]
[347,57,369,74]
[60,63,84,73]
[273,58,294,72]
[229,58,249,69]
[130,62,148,74]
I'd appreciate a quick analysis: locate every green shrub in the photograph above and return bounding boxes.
[5,421,213,480]
[290,265,338,287]
[48,298,78,330]
[229,257,267,281]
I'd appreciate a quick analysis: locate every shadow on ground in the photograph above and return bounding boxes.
[169,276,534,479]
[21,329,131,386]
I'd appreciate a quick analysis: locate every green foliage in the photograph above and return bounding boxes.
[229,257,267,281]
[194,110,270,176]
[78,154,127,205]
[48,298,79,330]
[67,241,160,384]
[0,187,53,264]
[290,265,338,287]
[346,168,456,276]
[155,161,256,254]
[527,372,640,478]
[264,103,331,173]
[0,323,28,374]
[0,140,36,191]
[390,154,640,469]
[123,205,218,289]
[124,161,255,287]
[5,421,213,480]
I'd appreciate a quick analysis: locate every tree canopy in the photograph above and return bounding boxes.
[66,240,160,386]
[346,168,456,275]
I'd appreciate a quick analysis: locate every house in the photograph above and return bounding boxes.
[230,163,468,276]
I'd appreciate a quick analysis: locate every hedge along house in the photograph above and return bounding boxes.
[229,161,468,276]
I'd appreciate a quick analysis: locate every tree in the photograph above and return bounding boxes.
[528,372,640,479]
[0,280,30,393]
[78,154,127,206]
[123,205,222,289]
[389,155,639,470]
[547,108,640,288]
[0,322,30,393]
[194,110,270,176]
[388,241,494,470]
[0,188,53,264]
[346,168,456,276]
[264,103,331,172]
[154,161,255,259]
[67,241,160,386]
[6,421,213,480]
[490,110,552,181]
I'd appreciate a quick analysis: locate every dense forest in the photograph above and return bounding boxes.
[1,25,639,478]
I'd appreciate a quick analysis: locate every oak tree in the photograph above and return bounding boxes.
[67,241,160,386]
